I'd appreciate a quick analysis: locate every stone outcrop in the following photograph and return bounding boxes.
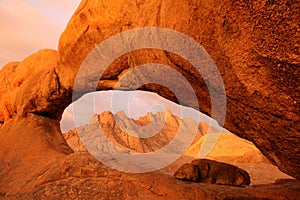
[0,50,74,195]
[174,159,251,186]
[64,110,268,163]
[0,49,68,122]
[0,114,73,195]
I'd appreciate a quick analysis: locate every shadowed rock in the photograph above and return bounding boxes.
[174,163,199,182]
[174,159,251,186]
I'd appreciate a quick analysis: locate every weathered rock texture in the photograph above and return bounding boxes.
[55,0,300,178]
[174,159,251,186]
[0,110,298,199]
[0,50,73,193]
[0,49,67,121]
[0,50,74,195]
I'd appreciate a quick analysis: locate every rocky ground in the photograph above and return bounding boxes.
[1,111,299,199]
[1,152,299,200]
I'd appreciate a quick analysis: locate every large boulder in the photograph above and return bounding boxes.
[173,163,199,182]
[0,49,67,122]
[0,50,73,195]
[56,0,300,178]
[174,159,251,186]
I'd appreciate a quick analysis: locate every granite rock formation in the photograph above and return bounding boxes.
[0,0,299,198]
[0,49,64,122]
[0,50,74,195]
[0,0,298,179]
[58,0,300,178]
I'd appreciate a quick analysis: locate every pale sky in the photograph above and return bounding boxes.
[0,0,223,133]
[0,0,81,68]
[61,91,217,132]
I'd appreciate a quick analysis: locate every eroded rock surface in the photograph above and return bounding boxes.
[1,152,300,200]
[0,114,73,195]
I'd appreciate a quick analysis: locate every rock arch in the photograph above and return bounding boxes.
[0,0,299,179]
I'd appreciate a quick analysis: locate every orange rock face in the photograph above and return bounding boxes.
[2,152,300,200]
[0,108,298,198]
[0,114,73,195]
